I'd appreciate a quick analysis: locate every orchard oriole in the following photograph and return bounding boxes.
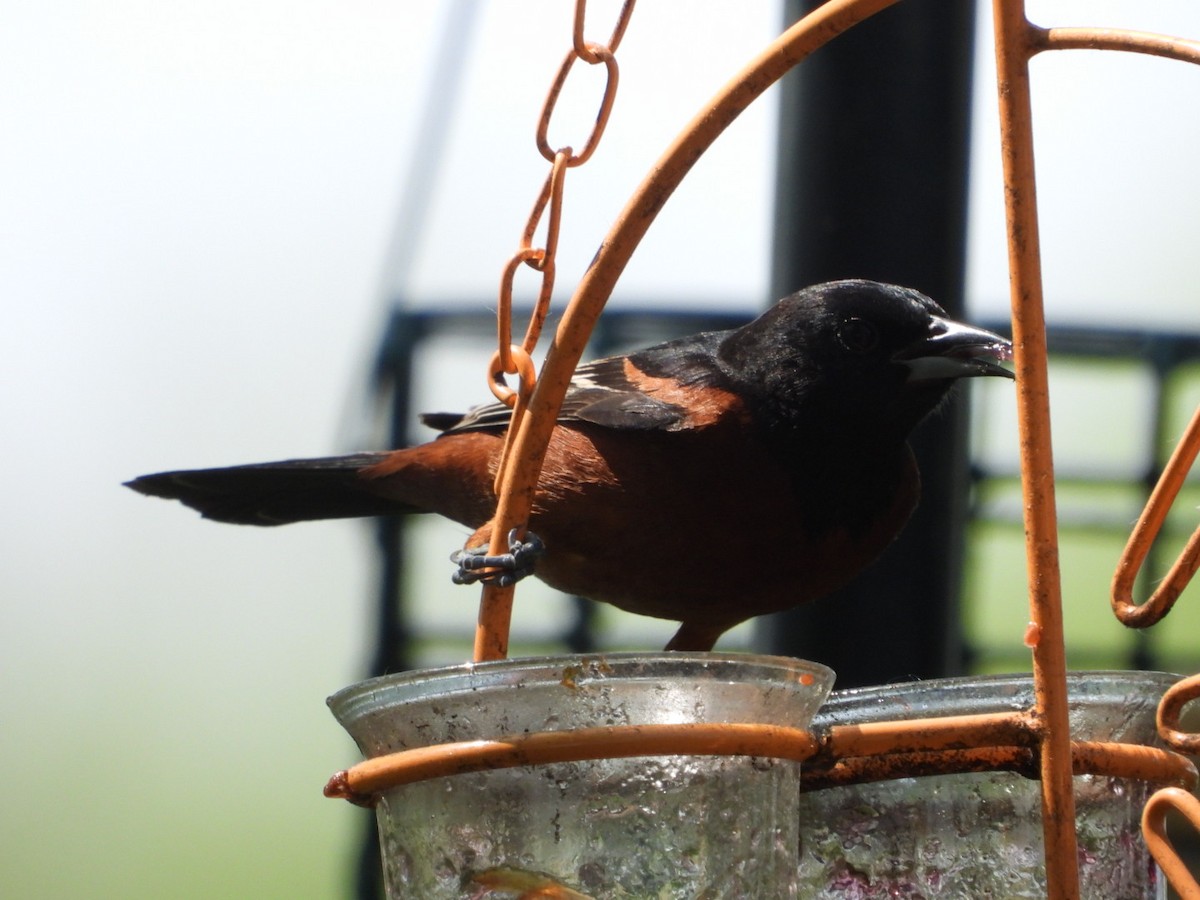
[127,280,1013,650]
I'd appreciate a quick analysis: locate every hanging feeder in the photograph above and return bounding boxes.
[321,2,1200,898]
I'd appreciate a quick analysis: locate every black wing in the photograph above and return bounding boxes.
[420,330,732,437]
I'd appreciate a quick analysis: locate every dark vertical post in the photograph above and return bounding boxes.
[757,0,978,685]
[367,309,424,681]
[356,309,424,900]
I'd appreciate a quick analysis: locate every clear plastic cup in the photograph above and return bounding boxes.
[797,671,1179,898]
[330,652,834,899]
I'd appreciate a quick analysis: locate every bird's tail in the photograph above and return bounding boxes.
[124,452,416,525]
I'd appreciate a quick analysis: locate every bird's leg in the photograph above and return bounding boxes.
[451,528,545,588]
[663,622,723,652]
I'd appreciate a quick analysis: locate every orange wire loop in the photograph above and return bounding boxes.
[572,0,635,65]
[488,345,538,410]
[1143,787,1200,900]
[521,149,571,278]
[1159,673,1200,756]
[536,45,620,167]
[494,247,553,377]
[1112,403,1200,628]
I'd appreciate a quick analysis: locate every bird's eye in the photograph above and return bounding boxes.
[837,317,879,353]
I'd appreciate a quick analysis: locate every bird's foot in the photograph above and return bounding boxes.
[451,529,545,588]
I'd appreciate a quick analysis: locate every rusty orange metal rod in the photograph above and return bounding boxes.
[325,723,1195,805]
[1036,26,1200,63]
[991,2,1079,896]
[324,721,820,801]
[823,710,1036,760]
[803,745,1038,790]
[1072,741,1196,789]
[1023,18,1200,900]
[803,740,1195,792]
[473,0,903,661]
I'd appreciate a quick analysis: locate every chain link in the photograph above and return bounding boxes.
[491,247,552,407]
[489,0,637,416]
[572,0,634,63]
[536,46,619,167]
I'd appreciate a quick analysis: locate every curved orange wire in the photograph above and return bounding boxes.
[1037,26,1200,64]
[327,721,1194,805]
[1159,673,1200,756]
[325,722,820,800]
[1112,404,1200,628]
[1144,787,1200,900]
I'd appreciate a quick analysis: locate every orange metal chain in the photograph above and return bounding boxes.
[488,0,636,492]
[473,0,637,663]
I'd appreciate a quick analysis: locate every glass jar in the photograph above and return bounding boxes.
[797,671,1178,899]
[330,652,834,899]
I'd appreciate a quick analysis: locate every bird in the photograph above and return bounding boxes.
[126,279,1013,651]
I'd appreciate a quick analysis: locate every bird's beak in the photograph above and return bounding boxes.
[895,316,1015,382]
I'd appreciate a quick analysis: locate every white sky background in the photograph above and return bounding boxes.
[968,0,1200,326]
[2,2,1198,897]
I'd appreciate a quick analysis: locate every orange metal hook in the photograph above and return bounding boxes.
[1112,403,1200,628]
[1143,787,1200,900]
[1158,672,1200,756]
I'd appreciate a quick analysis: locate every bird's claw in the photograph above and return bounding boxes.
[451,528,545,587]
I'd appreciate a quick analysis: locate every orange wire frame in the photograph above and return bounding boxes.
[325,712,1196,807]
[334,2,1200,898]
